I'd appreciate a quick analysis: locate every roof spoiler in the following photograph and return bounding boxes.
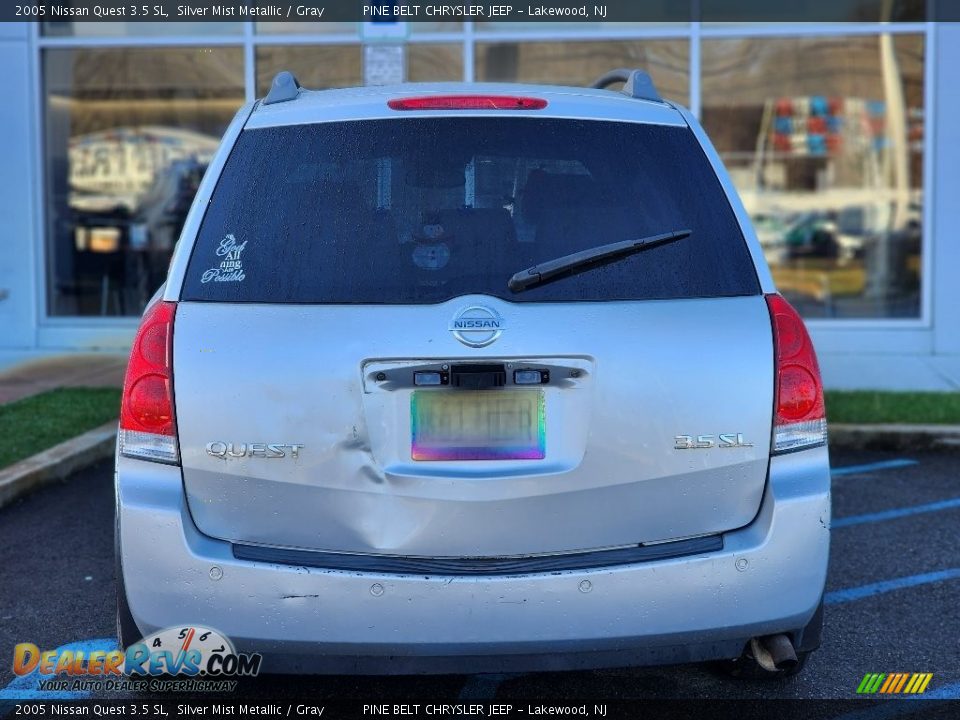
[589,68,662,103]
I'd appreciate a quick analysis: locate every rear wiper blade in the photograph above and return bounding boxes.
[507,229,692,293]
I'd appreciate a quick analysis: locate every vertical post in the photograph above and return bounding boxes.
[464,21,475,82]
[243,21,255,102]
[690,0,701,118]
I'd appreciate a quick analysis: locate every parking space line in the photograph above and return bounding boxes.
[833,497,960,528]
[832,681,960,720]
[0,638,114,700]
[825,569,960,605]
[831,459,919,478]
[922,680,960,699]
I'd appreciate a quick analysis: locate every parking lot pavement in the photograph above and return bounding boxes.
[1,449,959,702]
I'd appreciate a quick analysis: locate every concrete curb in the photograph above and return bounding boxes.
[0,421,117,510]
[829,423,960,452]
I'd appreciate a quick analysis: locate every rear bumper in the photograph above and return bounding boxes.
[116,446,830,674]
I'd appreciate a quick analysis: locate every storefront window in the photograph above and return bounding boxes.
[701,34,924,319]
[256,22,357,34]
[37,26,929,323]
[410,22,462,33]
[257,43,462,94]
[44,47,245,317]
[407,44,464,81]
[476,40,689,105]
[256,45,363,95]
[42,22,242,36]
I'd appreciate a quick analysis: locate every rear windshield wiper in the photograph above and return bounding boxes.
[507,229,692,293]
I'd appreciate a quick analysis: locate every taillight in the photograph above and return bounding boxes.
[388,95,547,111]
[119,301,179,464]
[766,294,827,454]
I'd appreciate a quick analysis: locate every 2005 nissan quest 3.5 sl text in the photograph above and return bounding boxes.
[115,69,830,678]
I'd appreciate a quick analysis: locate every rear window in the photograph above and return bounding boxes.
[181,118,759,304]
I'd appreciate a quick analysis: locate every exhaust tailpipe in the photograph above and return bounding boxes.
[750,634,798,672]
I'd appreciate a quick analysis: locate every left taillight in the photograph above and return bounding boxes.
[119,300,179,465]
[766,293,828,454]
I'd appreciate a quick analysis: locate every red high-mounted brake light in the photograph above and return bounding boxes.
[766,293,828,453]
[388,95,548,111]
[119,300,179,464]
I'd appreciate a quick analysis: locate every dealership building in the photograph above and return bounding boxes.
[0,11,958,390]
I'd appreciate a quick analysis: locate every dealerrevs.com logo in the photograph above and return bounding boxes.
[13,626,261,693]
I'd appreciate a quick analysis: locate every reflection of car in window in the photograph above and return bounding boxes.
[115,70,830,681]
[136,158,207,251]
[61,128,217,315]
[785,213,841,260]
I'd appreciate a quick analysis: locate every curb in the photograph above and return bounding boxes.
[0,421,117,510]
[829,423,960,452]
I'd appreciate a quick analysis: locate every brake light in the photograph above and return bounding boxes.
[119,301,179,464]
[388,95,547,111]
[766,294,827,453]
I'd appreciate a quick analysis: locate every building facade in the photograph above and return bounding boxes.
[1,15,958,390]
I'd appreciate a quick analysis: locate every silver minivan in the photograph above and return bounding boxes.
[115,70,830,678]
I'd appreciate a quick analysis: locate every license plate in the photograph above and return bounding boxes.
[411,390,545,461]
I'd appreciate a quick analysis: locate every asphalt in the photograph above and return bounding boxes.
[1,449,959,704]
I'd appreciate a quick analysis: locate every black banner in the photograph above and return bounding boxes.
[2,699,960,720]
[5,0,958,24]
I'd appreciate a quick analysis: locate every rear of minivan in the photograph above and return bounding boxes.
[115,81,830,675]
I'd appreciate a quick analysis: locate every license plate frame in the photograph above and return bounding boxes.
[411,389,545,461]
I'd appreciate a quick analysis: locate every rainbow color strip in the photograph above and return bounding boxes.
[411,389,545,461]
[857,673,933,694]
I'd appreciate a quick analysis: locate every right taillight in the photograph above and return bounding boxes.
[119,300,179,465]
[766,293,827,454]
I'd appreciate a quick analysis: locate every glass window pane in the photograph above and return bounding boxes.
[256,21,358,34]
[411,22,462,33]
[476,40,689,105]
[702,34,925,319]
[256,44,460,93]
[255,45,363,96]
[408,44,463,81]
[182,119,758,304]
[42,21,242,36]
[44,47,245,317]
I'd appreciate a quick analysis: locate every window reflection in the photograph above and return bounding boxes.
[255,43,462,95]
[39,29,928,323]
[702,35,924,318]
[408,44,464,81]
[256,45,363,95]
[44,48,244,316]
[476,40,689,105]
[42,21,242,36]
[255,21,357,34]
